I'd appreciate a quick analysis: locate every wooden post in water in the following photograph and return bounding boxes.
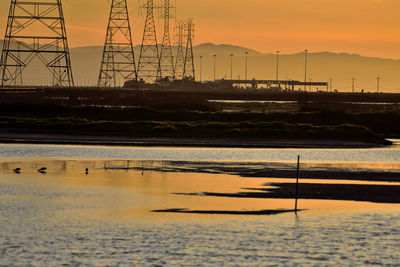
[295,155,300,213]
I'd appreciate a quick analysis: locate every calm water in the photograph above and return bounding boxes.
[1,143,400,266]
[0,140,399,163]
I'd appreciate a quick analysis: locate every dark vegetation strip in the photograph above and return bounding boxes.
[0,89,399,143]
[0,103,399,137]
[0,115,386,144]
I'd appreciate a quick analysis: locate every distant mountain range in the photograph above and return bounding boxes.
[1,40,400,92]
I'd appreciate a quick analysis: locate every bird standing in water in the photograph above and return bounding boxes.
[38,167,47,174]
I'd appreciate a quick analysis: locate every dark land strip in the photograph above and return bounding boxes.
[1,90,399,148]
[197,183,400,204]
[152,208,302,216]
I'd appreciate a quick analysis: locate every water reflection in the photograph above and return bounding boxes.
[1,158,400,265]
[1,159,399,222]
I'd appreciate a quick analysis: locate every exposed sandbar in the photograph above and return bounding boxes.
[201,182,400,204]
[152,208,301,216]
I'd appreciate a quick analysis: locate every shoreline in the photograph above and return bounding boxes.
[0,131,390,149]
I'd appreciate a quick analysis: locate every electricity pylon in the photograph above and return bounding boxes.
[137,0,161,83]
[158,0,175,80]
[98,0,137,88]
[174,20,185,80]
[183,18,195,80]
[0,0,74,87]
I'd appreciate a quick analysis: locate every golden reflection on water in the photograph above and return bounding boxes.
[0,159,399,222]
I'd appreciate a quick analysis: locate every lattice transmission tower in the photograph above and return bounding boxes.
[137,0,161,83]
[183,18,195,80]
[98,0,137,88]
[0,0,74,87]
[158,0,175,80]
[174,20,185,80]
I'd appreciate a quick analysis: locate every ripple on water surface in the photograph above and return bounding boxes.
[0,142,400,162]
[0,145,400,265]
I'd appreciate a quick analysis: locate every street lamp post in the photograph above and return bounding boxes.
[213,55,216,81]
[377,77,380,93]
[276,50,280,81]
[245,52,249,81]
[230,54,234,80]
[304,49,308,92]
[199,56,203,82]
[352,78,356,93]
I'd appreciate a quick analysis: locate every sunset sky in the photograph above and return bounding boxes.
[1,0,400,58]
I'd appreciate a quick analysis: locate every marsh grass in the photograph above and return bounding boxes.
[0,89,398,145]
[0,115,385,144]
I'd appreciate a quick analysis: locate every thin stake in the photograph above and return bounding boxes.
[295,155,300,213]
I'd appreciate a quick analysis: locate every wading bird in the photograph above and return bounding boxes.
[38,167,47,174]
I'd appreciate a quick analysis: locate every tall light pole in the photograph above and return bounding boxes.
[245,51,249,81]
[199,56,203,82]
[230,54,234,80]
[329,78,333,92]
[276,50,280,81]
[213,54,217,81]
[352,78,356,93]
[377,77,380,93]
[304,49,308,92]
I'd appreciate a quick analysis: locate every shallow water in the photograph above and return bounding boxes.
[0,140,399,163]
[1,145,400,265]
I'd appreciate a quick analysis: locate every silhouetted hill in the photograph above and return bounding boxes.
[195,43,261,56]
[0,40,399,92]
[195,46,400,93]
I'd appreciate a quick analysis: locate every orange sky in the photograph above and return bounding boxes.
[1,0,400,58]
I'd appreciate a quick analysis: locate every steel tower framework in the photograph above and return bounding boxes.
[183,18,195,80]
[0,0,74,87]
[137,0,161,83]
[158,0,175,80]
[174,20,185,80]
[98,0,137,87]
